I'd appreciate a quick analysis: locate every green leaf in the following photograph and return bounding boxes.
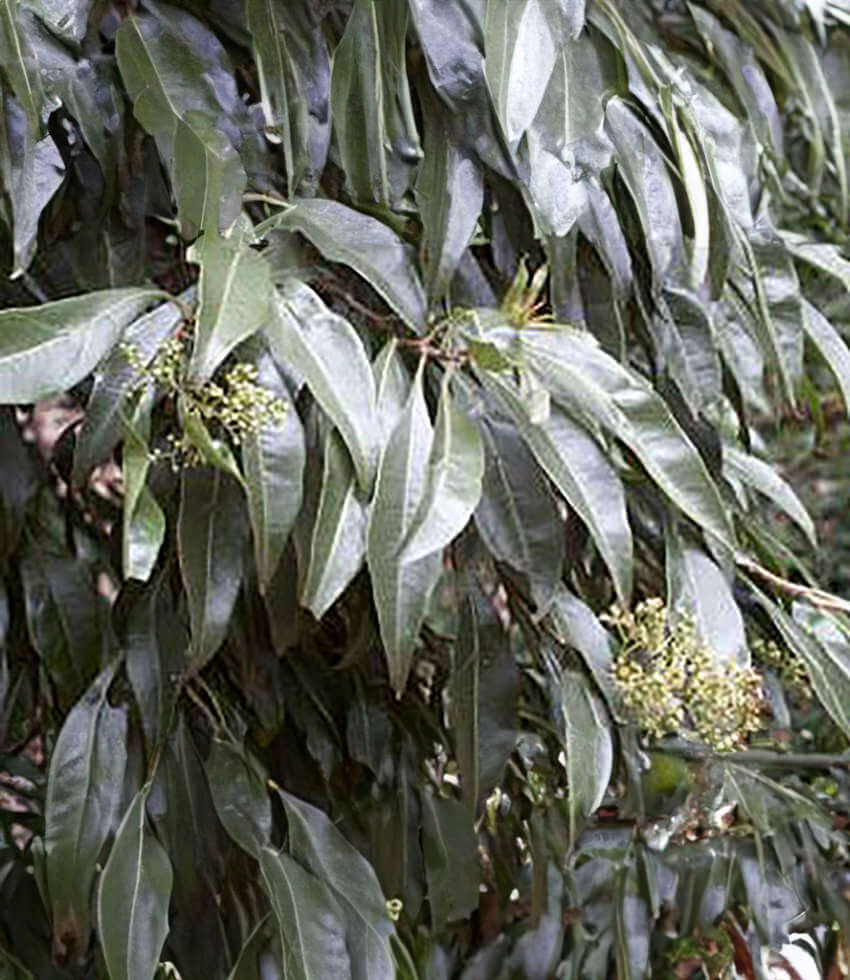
[246,0,330,195]
[474,417,565,611]
[122,390,165,583]
[45,668,127,953]
[206,739,271,859]
[485,0,558,146]
[414,88,483,304]
[243,353,305,592]
[177,467,249,669]
[257,200,427,329]
[268,280,377,491]
[300,430,367,619]
[724,444,816,547]
[21,0,90,43]
[0,3,48,129]
[0,94,64,277]
[521,327,736,550]
[186,236,272,385]
[781,231,850,291]
[277,790,396,980]
[367,364,442,694]
[259,848,352,980]
[480,369,633,605]
[225,915,271,980]
[401,373,484,563]
[665,529,747,662]
[420,791,479,928]
[97,788,173,980]
[800,298,850,417]
[115,6,249,237]
[125,574,186,749]
[0,288,163,404]
[73,294,187,488]
[560,671,612,844]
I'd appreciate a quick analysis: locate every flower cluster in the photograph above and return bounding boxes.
[607,598,765,752]
[123,334,288,451]
[751,636,813,703]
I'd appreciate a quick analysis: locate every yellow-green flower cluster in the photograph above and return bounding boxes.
[751,636,812,703]
[607,598,764,752]
[123,337,288,449]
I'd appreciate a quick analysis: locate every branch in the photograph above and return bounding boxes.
[736,554,850,615]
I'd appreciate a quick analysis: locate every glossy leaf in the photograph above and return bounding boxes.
[421,791,479,928]
[402,373,484,563]
[260,848,352,980]
[561,671,612,843]
[0,289,162,404]
[243,353,305,591]
[268,280,377,491]
[801,298,850,416]
[187,235,273,385]
[278,790,396,980]
[122,390,165,583]
[246,0,330,194]
[97,788,173,980]
[177,467,249,668]
[257,199,427,329]
[206,739,271,859]
[45,668,127,953]
[367,364,442,694]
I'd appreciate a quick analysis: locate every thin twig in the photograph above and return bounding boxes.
[736,555,850,615]
[243,192,290,209]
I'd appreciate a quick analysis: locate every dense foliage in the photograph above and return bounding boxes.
[3,0,850,976]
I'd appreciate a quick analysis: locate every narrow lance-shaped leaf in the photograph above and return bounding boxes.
[97,788,173,980]
[122,389,165,583]
[186,236,273,385]
[178,467,249,669]
[665,527,748,663]
[259,848,352,980]
[800,298,850,418]
[243,353,305,592]
[257,199,427,329]
[402,372,484,563]
[267,280,377,491]
[367,363,442,694]
[246,0,330,195]
[521,327,736,549]
[45,667,127,952]
[479,369,633,605]
[206,739,271,859]
[0,288,163,404]
[277,790,397,980]
[420,790,479,929]
[560,670,613,844]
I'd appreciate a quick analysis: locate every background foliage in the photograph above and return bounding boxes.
[3,0,850,977]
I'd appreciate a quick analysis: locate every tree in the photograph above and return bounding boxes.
[2,0,850,976]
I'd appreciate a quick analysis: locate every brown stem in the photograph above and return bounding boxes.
[736,555,850,615]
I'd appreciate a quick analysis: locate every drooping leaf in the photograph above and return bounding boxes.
[665,528,748,663]
[474,417,564,611]
[484,0,558,146]
[97,788,173,980]
[259,848,352,980]
[278,790,396,980]
[257,199,427,329]
[186,235,272,385]
[177,467,249,669]
[402,372,484,563]
[246,0,330,195]
[420,791,479,929]
[520,327,736,550]
[115,5,250,236]
[242,353,305,592]
[125,573,186,749]
[480,369,633,605]
[0,288,163,404]
[122,389,165,583]
[560,670,612,844]
[206,739,271,859]
[267,280,377,491]
[367,364,442,694]
[0,93,64,278]
[0,3,48,128]
[724,444,816,547]
[800,298,850,417]
[45,668,127,953]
